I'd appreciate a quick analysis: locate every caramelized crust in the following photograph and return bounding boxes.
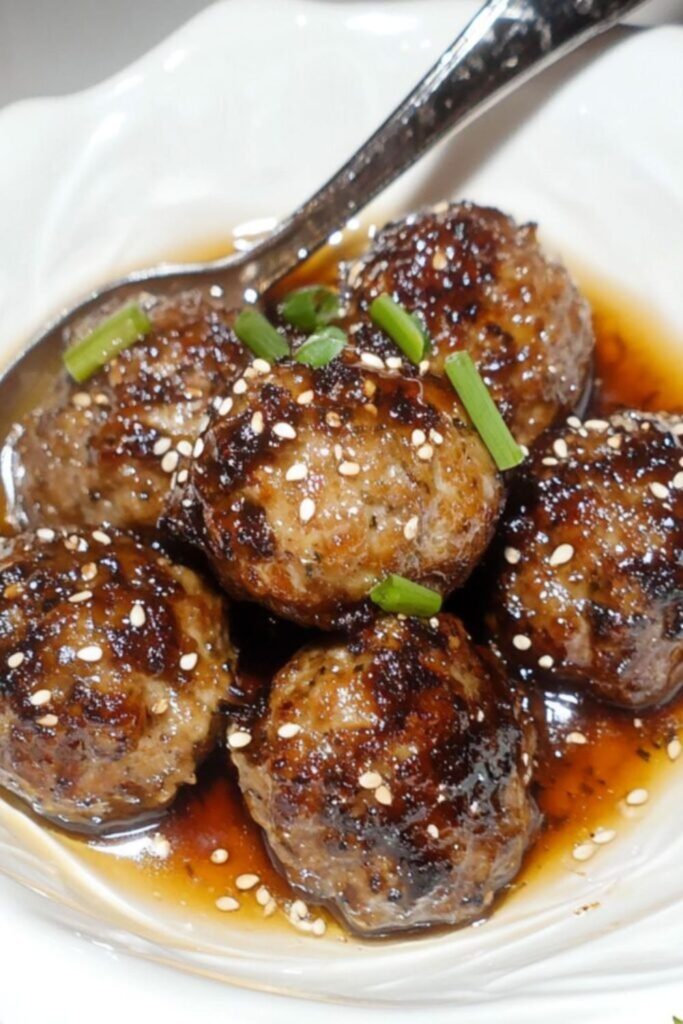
[163,358,504,629]
[0,527,236,829]
[486,411,683,708]
[232,613,537,935]
[8,289,247,531]
[343,202,594,445]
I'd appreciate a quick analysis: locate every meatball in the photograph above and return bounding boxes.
[163,358,504,629]
[343,202,594,446]
[486,411,683,708]
[0,526,236,830]
[7,289,247,531]
[231,614,537,935]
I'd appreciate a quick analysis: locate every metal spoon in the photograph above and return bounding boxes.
[1,0,644,393]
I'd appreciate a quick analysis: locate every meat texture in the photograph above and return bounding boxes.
[343,202,594,446]
[163,357,504,629]
[0,526,236,829]
[232,613,537,935]
[486,411,683,708]
[7,289,247,531]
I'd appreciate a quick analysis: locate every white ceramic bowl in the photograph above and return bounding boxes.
[0,2,682,1020]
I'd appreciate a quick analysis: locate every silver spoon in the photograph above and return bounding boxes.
[0,0,644,397]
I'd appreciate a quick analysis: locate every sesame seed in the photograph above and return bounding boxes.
[71,392,92,408]
[29,689,51,707]
[538,654,554,669]
[151,699,169,715]
[299,498,316,523]
[504,547,521,565]
[233,378,247,394]
[149,834,171,859]
[180,652,198,671]
[512,634,531,651]
[161,450,179,473]
[417,444,434,461]
[227,730,252,750]
[210,848,229,865]
[359,771,382,790]
[375,785,393,806]
[411,429,426,447]
[326,411,341,427]
[429,429,444,446]
[567,731,588,745]
[553,439,568,459]
[290,899,308,919]
[427,824,440,839]
[7,652,24,668]
[177,469,189,484]
[592,828,616,845]
[250,411,264,435]
[567,416,582,429]
[311,918,327,937]
[386,356,402,370]
[235,873,259,891]
[673,472,683,489]
[432,250,447,270]
[607,435,622,450]
[277,723,301,739]
[64,534,80,551]
[81,563,97,582]
[667,738,682,761]
[252,358,271,375]
[77,644,103,663]
[198,414,211,434]
[215,896,240,912]
[360,352,385,370]
[572,842,595,862]
[585,419,609,432]
[403,516,419,541]
[338,461,360,477]
[429,617,439,628]
[549,543,574,567]
[273,421,297,441]
[364,379,377,398]
[176,440,193,457]
[36,527,56,542]
[542,457,559,467]
[418,360,430,375]
[69,590,92,604]
[255,885,271,906]
[218,396,233,416]
[153,437,172,456]
[37,714,58,728]
[193,438,205,458]
[297,390,314,406]
[285,462,308,482]
[625,788,648,806]
[649,481,669,500]
[263,898,277,917]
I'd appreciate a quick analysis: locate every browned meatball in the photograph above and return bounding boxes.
[231,614,537,935]
[0,526,236,830]
[7,289,247,531]
[486,411,683,708]
[163,358,504,629]
[343,202,594,446]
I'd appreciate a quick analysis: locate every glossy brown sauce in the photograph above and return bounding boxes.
[1,228,682,939]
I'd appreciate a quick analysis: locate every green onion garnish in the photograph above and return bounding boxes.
[294,326,347,368]
[234,309,290,362]
[369,574,442,617]
[280,286,340,333]
[369,293,428,364]
[63,304,152,383]
[445,351,524,471]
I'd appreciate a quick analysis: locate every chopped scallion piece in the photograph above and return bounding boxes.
[280,286,340,333]
[369,293,427,364]
[445,351,524,471]
[234,309,290,362]
[294,326,347,368]
[369,574,442,617]
[63,304,152,383]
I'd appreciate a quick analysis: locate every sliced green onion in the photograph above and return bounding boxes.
[369,293,428,364]
[234,308,290,362]
[369,574,442,617]
[445,351,524,471]
[294,326,347,368]
[63,304,152,383]
[279,286,340,333]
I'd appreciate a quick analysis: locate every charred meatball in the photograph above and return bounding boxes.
[232,614,537,935]
[7,289,247,531]
[163,358,504,629]
[487,411,683,708]
[344,202,594,446]
[0,526,236,829]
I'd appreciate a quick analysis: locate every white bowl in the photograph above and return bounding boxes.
[0,2,682,1020]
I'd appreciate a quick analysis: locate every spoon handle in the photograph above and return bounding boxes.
[235,0,643,297]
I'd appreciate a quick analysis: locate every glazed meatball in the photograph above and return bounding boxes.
[163,358,504,629]
[486,411,683,708]
[0,526,236,829]
[7,289,247,531]
[343,202,594,446]
[232,614,537,935]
